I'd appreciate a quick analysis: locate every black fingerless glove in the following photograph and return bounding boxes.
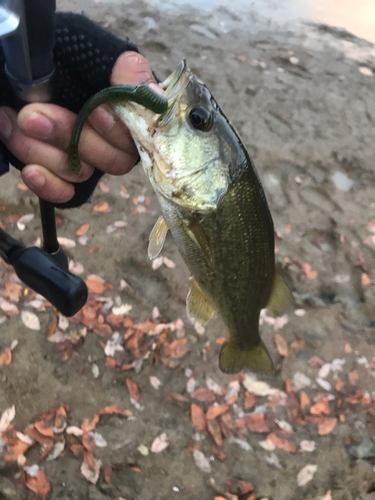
[0,12,139,209]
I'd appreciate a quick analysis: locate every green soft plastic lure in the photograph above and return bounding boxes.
[67,83,168,175]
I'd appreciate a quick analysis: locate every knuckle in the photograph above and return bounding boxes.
[20,142,34,165]
[105,148,129,174]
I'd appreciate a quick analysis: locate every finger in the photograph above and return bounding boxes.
[0,107,94,183]
[17,103,138,170]
[14,105,137,176]
[87,104,137,158]
[21,164,75,204]
[110,51,164,94]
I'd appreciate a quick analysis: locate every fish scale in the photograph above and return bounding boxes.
[158,164,275,350]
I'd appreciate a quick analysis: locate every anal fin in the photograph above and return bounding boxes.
[148,214,169,260]
[219,339,274,374]
[265,272,294,317]
[186,278,215,326]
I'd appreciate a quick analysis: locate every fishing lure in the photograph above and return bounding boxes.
[68,83,168,175]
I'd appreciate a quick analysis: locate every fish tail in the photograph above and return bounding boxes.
[219,339,274,374]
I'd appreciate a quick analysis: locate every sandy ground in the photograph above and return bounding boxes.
[1,1,375,499]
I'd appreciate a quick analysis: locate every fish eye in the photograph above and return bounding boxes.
[189,106,213,131]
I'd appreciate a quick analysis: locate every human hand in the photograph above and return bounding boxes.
[0,52,162,204]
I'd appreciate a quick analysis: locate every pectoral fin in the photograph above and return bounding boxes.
[219,339,274,374]
[148,215,169,260]
[265,272,294,317]
[181,218,211,265]
[186,278,215,326]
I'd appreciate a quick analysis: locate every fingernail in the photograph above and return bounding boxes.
[149,83,164,95]
[24,169,46,189]
[19,111,53,139]
[0,109,12,140]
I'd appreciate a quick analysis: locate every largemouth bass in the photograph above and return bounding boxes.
[69,60,293,374]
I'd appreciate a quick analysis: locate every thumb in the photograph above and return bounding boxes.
[110,51,163,94]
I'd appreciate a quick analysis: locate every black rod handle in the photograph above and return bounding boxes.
[0,229,87,317]
[10,246,87,317]
[24,0,56,80]
[39,199,59,255]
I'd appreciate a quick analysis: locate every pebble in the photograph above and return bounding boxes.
[347,438,375,460]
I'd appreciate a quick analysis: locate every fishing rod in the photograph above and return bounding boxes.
[0,0,87,317]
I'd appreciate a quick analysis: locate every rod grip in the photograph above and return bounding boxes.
[10,246,87,317]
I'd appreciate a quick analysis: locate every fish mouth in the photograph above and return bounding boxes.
[159,59,191,103]
[152,60,191,129]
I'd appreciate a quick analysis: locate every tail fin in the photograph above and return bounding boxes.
[219,339,274,374]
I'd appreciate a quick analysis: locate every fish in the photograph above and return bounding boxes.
[70,59,293,374]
